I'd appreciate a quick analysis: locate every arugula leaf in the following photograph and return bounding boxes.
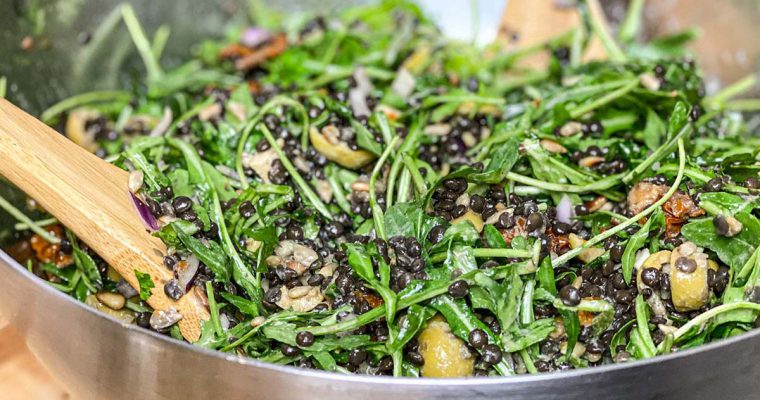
[697,192,758,216]
[641,108,665,151]
[666,102,689,141]
[220,292,260,316]
[310,351,339,372]
[168,169,194,198]
[483,224,508,249]
[496,269,524,333]
[352,119,383,156]
[622,209,661,284]
[536,257,557,295]
[443,245,478,274]
[681,212,760,268]
[560,309,580,356]
[634,295,656,358]
[66,231,103,292]
[384,200,443,241]
[469,286,497,313]
[388,305,435,353]
[471,136,520,183]
[124,146,170,191]
[175,224,231,282]
[345,242,398,321]
[610,319,635,357]
[502,318,555,352]
[202,161,236,201]
[264,322,373,352]
[344,242,372,275]
[714,247,760,325]
[431,295,513,375]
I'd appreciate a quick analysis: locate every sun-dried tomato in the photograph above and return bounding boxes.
[234,34,288,71]
[578,297,603,326]
[499,216,527,246]
[627,182,668,215]
[219,43,254,59]
[29,225,73,268]
[662,191,704,237]
[355,291,384,308]
[545,227,570,255]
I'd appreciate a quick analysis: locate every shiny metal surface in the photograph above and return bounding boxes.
[2,1,760,399]
[2,248,760,399]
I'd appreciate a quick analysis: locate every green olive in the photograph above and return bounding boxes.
[568,233,605,263]
[310,126,375,169]
[451,210,484,233]
[636,250,671,290]
[417,315,474,378]
[65,108,101,152]
[669,243,709,312]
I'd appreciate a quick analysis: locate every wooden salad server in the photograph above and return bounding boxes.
[500,0,609,66]
[0,98,208,342]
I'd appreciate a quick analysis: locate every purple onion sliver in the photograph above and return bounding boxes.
[241,27,272,48]
[556,195,574,224]
[178,255,200,291]
[129,192,159,231]
[349,89,371,117]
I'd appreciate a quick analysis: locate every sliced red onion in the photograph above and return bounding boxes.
[149,107,173,137]
[220,313,231,331]
[215,164,241,181]
[633,248,651,273]
[423,123,452,136]
[556,195,574,224]
[349,90,371,117]
[391,67,416,99]
[129,192,159,231]
[241,27,272,48]
[349,67,374,117]
[128,170,144,194]
[353,67,373,93]
[177,254,200,291]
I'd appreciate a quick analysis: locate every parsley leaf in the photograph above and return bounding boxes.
[134,270,155,301]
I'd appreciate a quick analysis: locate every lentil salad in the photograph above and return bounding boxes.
[3,0,760,378]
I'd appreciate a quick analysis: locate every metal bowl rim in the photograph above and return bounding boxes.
[3,247,757,386]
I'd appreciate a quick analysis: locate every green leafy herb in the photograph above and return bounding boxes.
[10,0,760,378]
[134,270,155,301]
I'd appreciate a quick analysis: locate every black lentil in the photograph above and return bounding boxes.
[239,201,256,218]
[296,331,315,347]
[163,279,183,300]
[448,280,469,298]
[281,343,301,356]
[172,196,193,214]
[675,257,697,273]
[559,285,581,306]
[713,215,730,237]
[481,344,502,365]
[640,268,661,288]
[468,329,488,349]
[469,195,486,213]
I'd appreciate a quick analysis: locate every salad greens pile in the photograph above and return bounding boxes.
[3,0,760,377]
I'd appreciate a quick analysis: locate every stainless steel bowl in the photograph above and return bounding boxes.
[2,1,760,399]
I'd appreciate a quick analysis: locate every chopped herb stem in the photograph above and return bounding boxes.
[0,194,60,243]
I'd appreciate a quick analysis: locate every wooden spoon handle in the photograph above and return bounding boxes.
[499,0,608,66]
[0,98,208,342]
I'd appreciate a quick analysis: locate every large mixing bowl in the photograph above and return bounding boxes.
[2,1,760,399]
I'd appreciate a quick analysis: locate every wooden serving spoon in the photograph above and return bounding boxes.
[0,98,208,342]
[499,0,609,66]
